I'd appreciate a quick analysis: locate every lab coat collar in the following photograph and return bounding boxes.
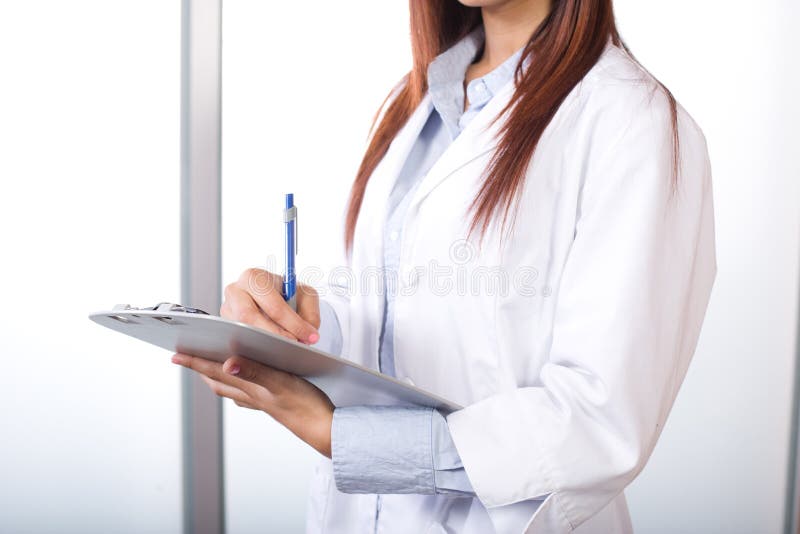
[364,30,532,244]
[407,75,516,214]
[364,71,517,244]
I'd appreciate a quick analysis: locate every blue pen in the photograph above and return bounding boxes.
[283,193,297,311]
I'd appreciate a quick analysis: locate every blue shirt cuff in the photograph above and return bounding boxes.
[332,406,435,494]
[330,405,475,496]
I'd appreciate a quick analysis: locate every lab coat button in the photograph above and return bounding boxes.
[389,230,399,241]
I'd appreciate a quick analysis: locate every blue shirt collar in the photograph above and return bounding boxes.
[427,24,525,138]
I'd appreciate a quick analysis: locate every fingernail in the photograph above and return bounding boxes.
[228,364,240,376]
[308,332,319,344]
[172,354,186,365]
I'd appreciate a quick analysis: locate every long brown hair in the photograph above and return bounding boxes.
[344,0,678,251]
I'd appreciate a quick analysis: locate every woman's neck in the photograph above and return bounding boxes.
[477,0,552,69]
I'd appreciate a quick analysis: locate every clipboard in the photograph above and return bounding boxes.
[89,303,460,412]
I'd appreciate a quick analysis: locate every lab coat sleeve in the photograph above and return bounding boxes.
[316,300,343,356]
[446,84,717,529]
[318,279,351,359]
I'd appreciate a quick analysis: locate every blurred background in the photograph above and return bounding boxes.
[0,1,798,533]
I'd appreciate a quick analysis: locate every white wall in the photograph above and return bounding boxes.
[0,1,183,533]
[616,1,800,532]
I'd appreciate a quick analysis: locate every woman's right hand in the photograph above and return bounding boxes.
[221,268,320,344]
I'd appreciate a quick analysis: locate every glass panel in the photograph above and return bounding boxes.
[221,2,410,531]
[0,1,181,532]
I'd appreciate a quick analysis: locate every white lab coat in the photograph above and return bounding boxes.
[307,39,716,533]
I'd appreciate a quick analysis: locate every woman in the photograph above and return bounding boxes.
[171,0,716,532]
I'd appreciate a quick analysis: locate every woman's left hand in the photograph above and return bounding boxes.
[171,352,334,458]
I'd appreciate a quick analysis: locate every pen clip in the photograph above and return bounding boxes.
[284,205,298,255]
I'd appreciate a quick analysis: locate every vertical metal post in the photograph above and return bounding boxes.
[181,0,224,533]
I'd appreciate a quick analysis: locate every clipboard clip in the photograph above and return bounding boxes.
[112,302,209,315]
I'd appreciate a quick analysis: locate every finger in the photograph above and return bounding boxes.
[223,355,294,395]
[223,283,296,340]
[296,285,321,331]
[198,374,253,406]
[172,353,259,396]
[238,267,283,300]
[237,268,319,344]
[172,353,223,379]
[234,399,258,410]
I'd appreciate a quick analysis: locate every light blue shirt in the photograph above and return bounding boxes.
[318,24,524,497]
